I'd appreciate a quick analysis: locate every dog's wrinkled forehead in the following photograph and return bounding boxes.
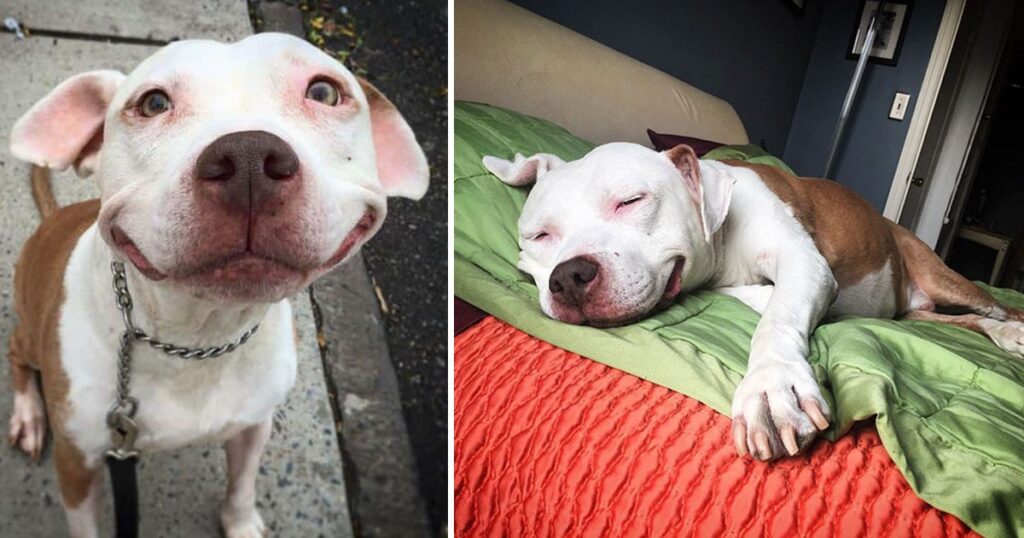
[111,33,361,116]
[521,143,680,218]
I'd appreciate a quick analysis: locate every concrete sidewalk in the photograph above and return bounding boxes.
[0,3,352,536]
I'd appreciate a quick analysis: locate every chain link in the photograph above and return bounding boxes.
[106,261,260,427]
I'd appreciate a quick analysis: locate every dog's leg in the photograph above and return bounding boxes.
[731,249,835,461]
[889,222,1024,356]
[714,285,774,314]
[902,310,1024,357]
[7,335,46,460]
[54,435,102,538]
[221,418,272,538]
[889,221,1022,321]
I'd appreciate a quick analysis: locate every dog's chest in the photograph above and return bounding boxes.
[58,297,297,463]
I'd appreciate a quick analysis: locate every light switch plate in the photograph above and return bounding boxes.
[890,92,911,120]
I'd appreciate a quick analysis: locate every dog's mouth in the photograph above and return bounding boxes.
[110,209,377,288]
[112,227,168,281]
[322,210,377,267]
[657,257,686,307]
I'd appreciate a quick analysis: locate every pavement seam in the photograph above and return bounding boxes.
[1,27,171,46]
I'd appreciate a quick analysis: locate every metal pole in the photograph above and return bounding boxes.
[823,0,887,178]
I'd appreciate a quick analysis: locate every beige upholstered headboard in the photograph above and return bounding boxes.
[454,0,749,146]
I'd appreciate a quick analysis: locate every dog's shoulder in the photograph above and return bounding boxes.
[718,160,898,287]
[719,159,818,225]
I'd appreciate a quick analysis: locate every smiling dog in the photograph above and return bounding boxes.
[7,33,427,537]
[484,143,1024,462]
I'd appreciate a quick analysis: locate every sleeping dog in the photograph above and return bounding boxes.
[483,143,1024,461]
[7,33,427,536]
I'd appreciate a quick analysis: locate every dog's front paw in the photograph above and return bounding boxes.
[730,361,830,460]
[221,506,267,538]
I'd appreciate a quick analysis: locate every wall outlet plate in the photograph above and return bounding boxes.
[890,92,911,120]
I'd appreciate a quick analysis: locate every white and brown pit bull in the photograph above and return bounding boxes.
[484,143,1024,461]
[7,33,427,537]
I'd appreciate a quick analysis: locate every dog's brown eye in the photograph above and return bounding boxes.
[305,80,340,106]
[139,90,171,117]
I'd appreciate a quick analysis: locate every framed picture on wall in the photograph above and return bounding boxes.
[847,0,912,66]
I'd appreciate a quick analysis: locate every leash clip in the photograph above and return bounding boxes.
[106,413,140,461]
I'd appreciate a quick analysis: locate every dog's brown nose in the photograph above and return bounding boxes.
[195,131,299,211]
[549,256,599,303]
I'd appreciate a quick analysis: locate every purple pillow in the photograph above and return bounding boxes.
[647,129,724,156]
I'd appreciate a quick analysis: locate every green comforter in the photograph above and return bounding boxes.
[454,101,1024,537]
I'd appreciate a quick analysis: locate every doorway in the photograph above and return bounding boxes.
[895,0,1018,260]
[942,11,1024,288]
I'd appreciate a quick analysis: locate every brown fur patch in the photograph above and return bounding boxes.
[902,310,987,333]
[10,199,101,506]
[721,160,904,305]
[358,77,384,109]
[54,434,97,508]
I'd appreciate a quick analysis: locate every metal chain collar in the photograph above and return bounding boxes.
[106,261,260,457]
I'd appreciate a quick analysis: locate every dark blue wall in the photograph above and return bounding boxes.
[508,0,824,154]
[783,0,947,209]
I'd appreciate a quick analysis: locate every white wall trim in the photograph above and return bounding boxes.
[882,0,967,221]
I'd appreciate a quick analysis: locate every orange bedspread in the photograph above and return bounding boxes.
[455,316,980,537]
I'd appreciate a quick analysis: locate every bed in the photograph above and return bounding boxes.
[454,1,1022,536]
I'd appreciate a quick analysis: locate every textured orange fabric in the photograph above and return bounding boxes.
[455,316,981,537]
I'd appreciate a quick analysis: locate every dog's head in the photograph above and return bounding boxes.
[484,143,734,326]
[9,33,428,303]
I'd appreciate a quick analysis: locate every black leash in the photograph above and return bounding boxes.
[105,451,140,538]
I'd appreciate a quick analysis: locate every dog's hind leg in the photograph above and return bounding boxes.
[902,310,1024,357]
[7,331,46,460]
[888,221,1023,321]
[889,221,1024,356]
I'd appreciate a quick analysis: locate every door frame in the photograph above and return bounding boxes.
[882,0,966,223]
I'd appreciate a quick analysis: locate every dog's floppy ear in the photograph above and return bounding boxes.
[357,78,429,200]
[664,144,734,243]
[10,70,125,178]
[482,153,565,187]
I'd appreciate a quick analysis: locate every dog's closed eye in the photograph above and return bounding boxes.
[616,194,646,211]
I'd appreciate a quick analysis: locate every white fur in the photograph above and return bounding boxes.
[704,163,834,457]
[713,285,773,314]
[4,33,427,535]
[829,260,898,319]
[96,34,388,278]
[495,143,727,324]
[61,226,297,466]
[64,473,102,538]
[978,318,1024,356]
[221,419,273,538]
[486,146,840,459]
